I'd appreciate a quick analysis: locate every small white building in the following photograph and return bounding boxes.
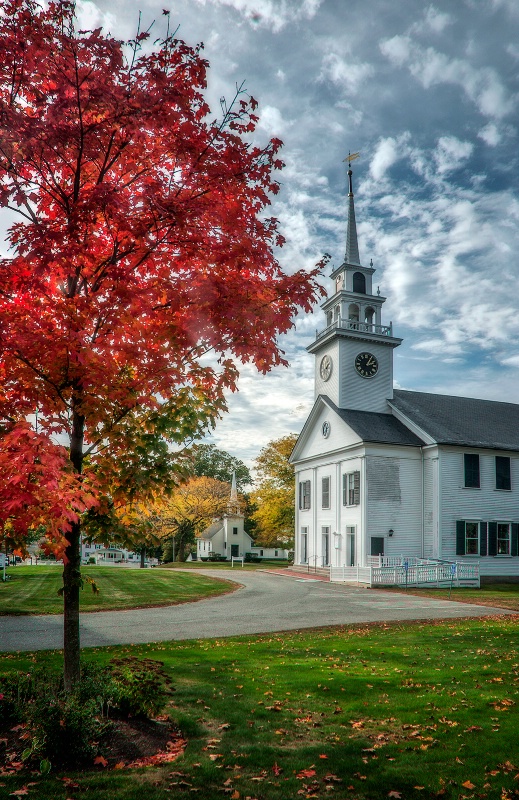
[290,162,519,584]
[197,476,289,561]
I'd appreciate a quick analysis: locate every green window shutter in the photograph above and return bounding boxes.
[512,523,519,557]
[353,471,361,505]
[488,522,498,556]
[480,522,488,556]
[456,521,465,556]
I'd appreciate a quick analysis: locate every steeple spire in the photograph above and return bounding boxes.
[344,152,361,266]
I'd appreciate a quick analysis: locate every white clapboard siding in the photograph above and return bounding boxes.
[366,453,422,558]
[339,339,394,413]
[314,340,341,404]
[440,448,519,575]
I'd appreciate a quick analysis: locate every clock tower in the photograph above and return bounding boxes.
[307,160,401,413]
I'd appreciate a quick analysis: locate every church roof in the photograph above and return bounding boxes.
[391,389,519,451]
[198,520,223,540]
[323,397,424,446]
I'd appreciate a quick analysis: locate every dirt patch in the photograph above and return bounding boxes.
[0,715,186,774]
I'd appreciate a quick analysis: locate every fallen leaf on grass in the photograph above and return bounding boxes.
[9,789,29,797]
[94,755,108,768]
[272,763,282,776]
[231,792,240,799]
[209,754,223,761]
[462,781,476,790]
[114,762,125,770]
[388,792,401,798]
[296,769,316,779]
[319,754,328,759]
[464,726,482,733]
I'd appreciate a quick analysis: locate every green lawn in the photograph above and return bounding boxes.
[2,616,519,799]
[0,566,235,615]
[379,582,519,611]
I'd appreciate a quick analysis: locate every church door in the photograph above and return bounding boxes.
[231,544,239,558]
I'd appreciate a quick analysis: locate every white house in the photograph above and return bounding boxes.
[290,161,519,584]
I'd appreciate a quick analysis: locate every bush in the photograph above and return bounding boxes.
[0,658,174,770]
[244,553,261,563]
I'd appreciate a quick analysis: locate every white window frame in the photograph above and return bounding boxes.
[497,522,511,556]
[465,520,480,555]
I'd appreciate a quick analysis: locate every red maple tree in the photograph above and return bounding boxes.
[0,0,324,688]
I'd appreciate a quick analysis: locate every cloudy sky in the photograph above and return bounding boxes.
[18,0,519,470]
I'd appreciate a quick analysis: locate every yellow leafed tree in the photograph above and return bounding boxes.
[250,434,297,548]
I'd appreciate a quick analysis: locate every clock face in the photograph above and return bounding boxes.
[319,355,333,381]
[355,351,379,378]
[322,421,331,438]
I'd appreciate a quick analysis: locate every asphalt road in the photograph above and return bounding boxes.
[0,569,514,653]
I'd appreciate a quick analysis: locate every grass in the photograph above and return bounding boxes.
[380,582,519,611]
[0,566,235,615]
[2,615,519,799]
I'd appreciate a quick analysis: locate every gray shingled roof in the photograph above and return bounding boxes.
[323,397,424,447]
[198,520,223,540]
[391,389,519,451]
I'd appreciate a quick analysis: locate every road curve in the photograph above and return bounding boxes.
[0,569,514,653]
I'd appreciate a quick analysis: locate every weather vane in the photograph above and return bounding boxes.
[343,151,360,168]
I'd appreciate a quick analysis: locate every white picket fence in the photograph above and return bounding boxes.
[330,558,480,588]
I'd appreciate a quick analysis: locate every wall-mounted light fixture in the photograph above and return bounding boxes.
[388,529,394,537]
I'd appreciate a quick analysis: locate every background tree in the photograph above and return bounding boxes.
[152,476,231,561]
[0,0,324,689]
[189,443,251,490]
[250,434,298,548]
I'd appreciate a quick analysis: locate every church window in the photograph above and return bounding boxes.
[326,311,333,326]
[497,523,511,555]
[321,476,330,509]
[343,471,360,506]
[456,520,480,555]
[464,454,480,488]
[348,303,359,322]
[334,305,340,321]
[352,272,366,293]
[496,456,511,490]
[364,307,375,325]
[299,480,311,510]
[233,526,238,535]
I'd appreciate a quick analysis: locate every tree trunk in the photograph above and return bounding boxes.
[63,520,81,692]
[63,406,85,692]
[140,547,145,568]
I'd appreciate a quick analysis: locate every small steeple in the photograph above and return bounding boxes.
[228,471,241,516]
[344,152,361,267]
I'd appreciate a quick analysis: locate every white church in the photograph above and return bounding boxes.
[290,162,519,585]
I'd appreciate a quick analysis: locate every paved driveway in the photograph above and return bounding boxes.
[0,569,514,653]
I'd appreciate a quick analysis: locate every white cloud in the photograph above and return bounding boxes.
[257,105,289,135]
[411,5,453,35]
[478,122,501,146]
[434,136,473,174]
[75,0,117,31]
[318,52,375,94]
[189,0,323,32]
[380,36,513,120]
[370,134,411,181]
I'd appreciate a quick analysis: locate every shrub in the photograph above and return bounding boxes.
[109,656,174,718]
[0,658,174,769]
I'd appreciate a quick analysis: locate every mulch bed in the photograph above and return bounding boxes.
[0,715,186,775]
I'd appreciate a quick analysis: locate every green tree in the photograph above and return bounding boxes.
[250,434,298,548]
[190,444,251,490]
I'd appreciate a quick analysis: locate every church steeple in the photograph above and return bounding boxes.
[306,154,402,414]
[345,163,361,266]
